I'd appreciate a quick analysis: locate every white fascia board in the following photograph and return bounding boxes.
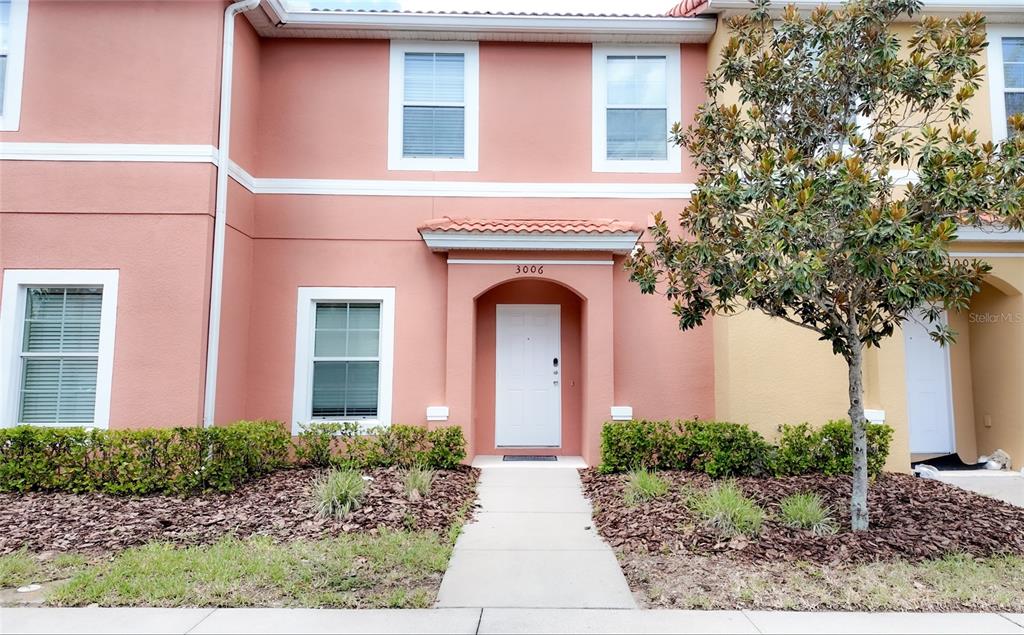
[254,6,717,42]
[420,231,642,253]
[956,226,1024,243]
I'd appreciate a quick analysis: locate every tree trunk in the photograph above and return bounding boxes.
[847,341,869,531]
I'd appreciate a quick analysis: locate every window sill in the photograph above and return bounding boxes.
[592,157,681,174]
[387,156,478,172]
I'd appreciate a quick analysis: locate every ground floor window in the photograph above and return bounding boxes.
[292,287,395,433]
[0,270,119,428]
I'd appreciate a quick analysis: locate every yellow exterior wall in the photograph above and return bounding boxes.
[706,19,1021,472]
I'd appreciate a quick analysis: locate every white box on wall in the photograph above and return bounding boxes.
[610,406,633,421]
[426,406,449,422]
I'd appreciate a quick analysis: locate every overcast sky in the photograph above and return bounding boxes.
[284,0,675,15]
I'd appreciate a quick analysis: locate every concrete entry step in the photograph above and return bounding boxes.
[436,463,636,609]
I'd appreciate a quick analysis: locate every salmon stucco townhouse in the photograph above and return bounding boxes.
[1,0,1023,470]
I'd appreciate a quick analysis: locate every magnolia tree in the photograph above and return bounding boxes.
[627,0,1024,530]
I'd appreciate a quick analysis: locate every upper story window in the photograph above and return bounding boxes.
[592,45,681,173]
[1,270,119,429]
[0,0,29,131]
[388,41,479,172]
[987,27,1024,142]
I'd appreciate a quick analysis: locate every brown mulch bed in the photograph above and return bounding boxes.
[580,469,1024,564]
[0,466,479,555]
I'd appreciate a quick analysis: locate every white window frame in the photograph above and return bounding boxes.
[291,287,395,434]
[0,269,119,428]
[592,44,682,174]
[0,0,29,131]
[387,40,479,172]
[987,25,1024,143]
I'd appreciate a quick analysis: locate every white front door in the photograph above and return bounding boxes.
[904,311,955,454]
[495,304,561,447]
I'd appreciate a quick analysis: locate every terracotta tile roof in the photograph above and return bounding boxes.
[418,217,643,235]
[666,0,709,17]
[310,8,684,18]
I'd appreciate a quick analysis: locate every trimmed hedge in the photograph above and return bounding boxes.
[600,419,773,477]
[293,423,466,470]
[775,420,893,478]
[599,418,893,478]
[0,420,290,495]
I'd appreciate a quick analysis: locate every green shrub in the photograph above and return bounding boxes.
[689,483,764,537]
[623,469,670,505]
[300,424,466,471]
[295,422,359,468]
[774,420,893,478]
[685,420,774,478]
[312,469,365,519]
[0,420,290,495]
[779,492,837,535]
[599,419,772,477]
[599,418,893,479]
[403,467,435,501]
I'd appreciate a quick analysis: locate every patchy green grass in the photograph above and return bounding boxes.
[48,531,452,609]
[623,469,670,505]
[688,483,764,537]
[311,469,366,519]
[779,493,837,535]
[1,551,88,589]
[624,552,1024,611]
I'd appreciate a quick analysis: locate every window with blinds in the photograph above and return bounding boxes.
[1004,37,1024,133]
[19,287,102,424]
[605,55,668,161]
[0,0,11,111]
[311,302,381,419]
[402,52,465,158]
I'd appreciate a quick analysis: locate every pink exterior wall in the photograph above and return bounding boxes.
[3,5,714,458]
[254,40,706,183]
[0,0,223,144]
[474,280,584,456]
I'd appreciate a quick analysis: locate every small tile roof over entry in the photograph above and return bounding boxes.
[418,217,642,235]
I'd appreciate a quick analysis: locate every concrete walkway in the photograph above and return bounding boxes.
[3,608,1023,634]
[435,456,636,609]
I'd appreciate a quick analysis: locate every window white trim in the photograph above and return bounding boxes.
[0,269,119,428]
[0,0,29,131]
[592,44,682,174]
[291,287,395,434]
[387,40,479,172]
[987,25,1024,143]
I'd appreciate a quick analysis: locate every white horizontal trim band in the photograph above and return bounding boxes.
[950,252,1024,258]
[447,259,614,265]
[956,227,1024,243]
[0,142,219,163]
[0,143,694,199]
[229,161,694,199]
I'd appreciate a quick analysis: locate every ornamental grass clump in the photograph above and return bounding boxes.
[623,468,670,505]
[403,467,435,501]
[689,482,764,537]
[312,469,365,519]
[780,492,838,536]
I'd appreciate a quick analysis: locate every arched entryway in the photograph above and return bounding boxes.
[945,276,1024,468]
[473,279,584,456]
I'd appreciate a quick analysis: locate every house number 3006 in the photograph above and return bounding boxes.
[515,264,544,274]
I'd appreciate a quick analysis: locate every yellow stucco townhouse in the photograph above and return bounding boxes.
[678,0,1024,471]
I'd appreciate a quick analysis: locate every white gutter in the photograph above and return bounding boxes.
[255,0,716,41]
[203,0,261,428]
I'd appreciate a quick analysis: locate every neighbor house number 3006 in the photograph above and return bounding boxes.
[514,264,544,274]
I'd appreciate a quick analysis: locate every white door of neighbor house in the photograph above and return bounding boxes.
[904,311,955,454]
[495,304,561,447]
